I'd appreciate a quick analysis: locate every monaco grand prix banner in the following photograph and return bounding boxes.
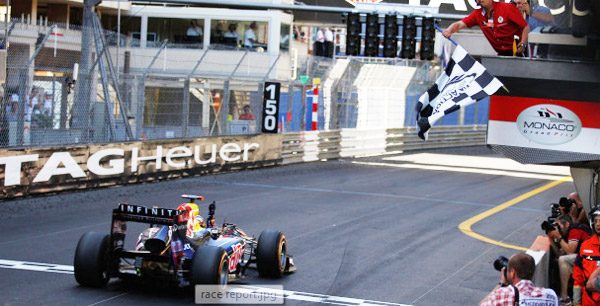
[487,96,600,155]
[0,134,283,198]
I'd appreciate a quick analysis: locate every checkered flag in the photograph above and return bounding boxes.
[416,45,504,140]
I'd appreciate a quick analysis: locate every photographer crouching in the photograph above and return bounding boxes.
[479,252,558,305]
[545,212,591,304]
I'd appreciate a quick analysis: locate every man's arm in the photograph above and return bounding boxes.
[517,25,530,53]
[479,267,508,306]
[586,267,600,291]
[531,7,555,23]
[531,11,554,23]
[577,208,589,225]
[443,21,467,38]
[561,239,578,254]
[478,285,501,306]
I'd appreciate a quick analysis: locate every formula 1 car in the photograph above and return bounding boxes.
[74,194,295,287]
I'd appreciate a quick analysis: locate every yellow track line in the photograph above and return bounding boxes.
[458,176,572,251]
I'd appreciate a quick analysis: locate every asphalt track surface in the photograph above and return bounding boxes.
[0,146,573,306]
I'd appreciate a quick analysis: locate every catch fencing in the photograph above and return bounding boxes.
[0,19,488,150]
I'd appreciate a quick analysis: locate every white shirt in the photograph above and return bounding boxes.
[224,31,239,39]
[186,26,203,37]
[324,29,334,42]
[244,29,256,47]
[315,30,324,43]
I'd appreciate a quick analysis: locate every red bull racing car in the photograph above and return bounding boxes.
[73,194,295,287]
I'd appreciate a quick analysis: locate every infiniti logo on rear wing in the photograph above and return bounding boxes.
[118,203,180,218]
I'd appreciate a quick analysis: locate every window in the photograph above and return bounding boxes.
[211,20,268,51]
[147,17,204,48]
[100,15,141,47]
[280,23,291,50]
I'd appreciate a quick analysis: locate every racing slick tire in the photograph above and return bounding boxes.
[191,246,229,285]
[74,232,111,288]
[256,230,286,278]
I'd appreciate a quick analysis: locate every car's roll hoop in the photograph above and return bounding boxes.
[181,194,205,202]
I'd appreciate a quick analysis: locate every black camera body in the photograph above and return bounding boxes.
[541,203,561,233]
[541,219,558,233]
[559,197,575,214]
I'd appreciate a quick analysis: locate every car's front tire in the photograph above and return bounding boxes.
[74,232,110,287]
[256,230,286,278]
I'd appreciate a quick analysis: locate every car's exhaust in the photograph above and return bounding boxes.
[144,226,170,254]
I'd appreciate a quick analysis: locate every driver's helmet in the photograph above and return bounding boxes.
[177,203,204,237]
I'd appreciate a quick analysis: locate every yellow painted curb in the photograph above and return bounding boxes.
[458,176,572,251]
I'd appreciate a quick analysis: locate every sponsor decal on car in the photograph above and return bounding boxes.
[229,243,245,272]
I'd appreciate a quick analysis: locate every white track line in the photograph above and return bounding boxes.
[383,153,569,176]
[353,161,571,181]
[0,259,411,306]
[0,259,73,274]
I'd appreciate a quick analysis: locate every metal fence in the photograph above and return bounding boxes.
[0,19,485,149]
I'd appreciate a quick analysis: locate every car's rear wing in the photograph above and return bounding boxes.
[112,203,181,226]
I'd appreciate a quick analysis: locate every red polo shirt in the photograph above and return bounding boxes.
[462,2,528,54]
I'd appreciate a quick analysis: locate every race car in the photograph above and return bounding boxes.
[73,194,295,288]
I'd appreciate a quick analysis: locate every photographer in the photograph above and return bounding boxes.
[573,207,600,306]
[480,252,558,305]
[567,193,588,226]
[547,215,591,304]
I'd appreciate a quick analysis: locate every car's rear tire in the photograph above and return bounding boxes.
[191,246,229,285]
[256,230,286,278]
[74,232,110,287]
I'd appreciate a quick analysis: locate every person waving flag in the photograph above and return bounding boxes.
[415,44,504,140]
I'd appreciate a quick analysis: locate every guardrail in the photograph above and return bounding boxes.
[0,125,485,199]
[282,125,487,164]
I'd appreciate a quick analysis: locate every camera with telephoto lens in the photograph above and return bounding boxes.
[541,219,558,233]
[493,256,509,272]
[559,197,575,214]
[540,203,561,233]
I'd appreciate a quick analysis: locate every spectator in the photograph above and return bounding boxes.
[224,23,240,46]
[443,0,530,56]
[212,22,224,44]
[244,22,257,49]
[26,87,40,123]
[7,94,19,122]
[314,28,324,56]
[43,93,53,116]
[515,0,555,30]
[547,214,591,305]
[574,206,600,306]
[238,105,255,120]
[324,27,334,58]
[186,20,203,42]
[479,252,558,305]
[568,192,589,226]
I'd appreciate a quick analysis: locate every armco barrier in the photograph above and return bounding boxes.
[0,134,283,199]
[282,125,487,164]
[386,125,488,153]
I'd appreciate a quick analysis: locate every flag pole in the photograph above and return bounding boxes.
[434,24,459,46]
